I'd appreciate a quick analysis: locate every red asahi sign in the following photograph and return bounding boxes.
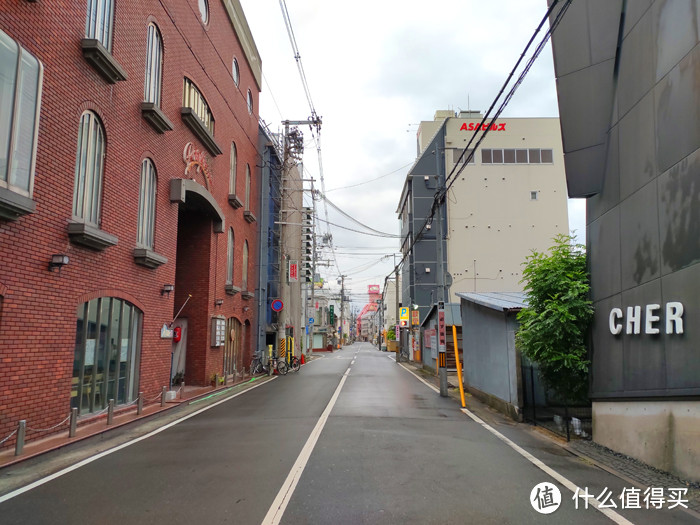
[460,122,506,131]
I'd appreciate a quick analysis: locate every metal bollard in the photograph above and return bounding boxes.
[69,407,78,437]
[107,399,114,425]
[214,374,219,389]
[223,373,228,386]
[137,392,143,415]
[180,381,185,399]
[15,420,26,456]
[161,386,166,407]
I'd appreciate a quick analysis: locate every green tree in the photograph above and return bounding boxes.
[387,328,396,341]
[516,234,593,403]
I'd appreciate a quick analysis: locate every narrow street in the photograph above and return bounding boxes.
[0,343,696,524]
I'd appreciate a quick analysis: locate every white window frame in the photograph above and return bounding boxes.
[245,164,251,210]
[137,159,157,248]
[242,240,249,290]
[72,111,106,225]
[247,89,253,114]
[229,142,237,194]
[0,29,43,199]
[85,0,115,51]
[227,228,234,284]
[198,0,209,24]
[232,57,240,86]
[183,78,214,134]
[144,23,163,106]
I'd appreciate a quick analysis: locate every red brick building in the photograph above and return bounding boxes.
[0,0,261,446]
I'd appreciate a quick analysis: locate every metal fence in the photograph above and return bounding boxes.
[521,364,592,441]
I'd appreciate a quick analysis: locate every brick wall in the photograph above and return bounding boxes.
[0,0,260,447]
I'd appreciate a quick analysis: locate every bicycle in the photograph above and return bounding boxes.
[290,355,300,372]
[251,355,266,375]
[271,355,288,375]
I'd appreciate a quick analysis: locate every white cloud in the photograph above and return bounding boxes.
[239,0,583,304]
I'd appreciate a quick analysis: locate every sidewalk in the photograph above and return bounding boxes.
[400,358,700,516]
[0,373,267,471]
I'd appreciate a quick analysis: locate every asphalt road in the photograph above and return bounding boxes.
[0,342,697,524]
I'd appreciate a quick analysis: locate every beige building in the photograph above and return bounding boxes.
[399,111,569,326]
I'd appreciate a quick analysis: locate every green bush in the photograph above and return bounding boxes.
[516,234,593,403]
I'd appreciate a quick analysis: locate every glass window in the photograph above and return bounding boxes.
[137,159,157,248]
[453,148,474,165]
[229,142,237,194]
[541,149,554,163]
[71,297,142,415]
[227,228,234,284]
[183,78,214,135]
[528,149,541,163]
[516,149,528,163]
[232,57,239,86]
[245,163,251,210]
[72,111,106,225]
[0,30,42,197]
[503,149,516,164]
[492,149,503,163]
[85,0,115,51]
[198,0,209,24]
[144,23,163,106]
[247,89,253,114]
[530,191,538,200]
[481,149,492,164]
[242,240,249,290]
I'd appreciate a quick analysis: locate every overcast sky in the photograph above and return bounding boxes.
[238,0,586,306]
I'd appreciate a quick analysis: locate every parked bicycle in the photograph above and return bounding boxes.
[251,354,289,375]
[290,355,300,372]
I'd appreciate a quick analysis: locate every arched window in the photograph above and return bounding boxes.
[227,228,234,285]
[246,89,253,114]
[232,57,240,86]
[183,78,214,134]
[73,111,105,225]
[71,297,143,414]
[229,142,237,194]
[245,164,251,211]
[85,0,115,51]
[137,159,157,248]
[198,0,209,24]
[144,23,163,106]
[242,240,249,290]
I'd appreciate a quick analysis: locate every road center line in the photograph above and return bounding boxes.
[399,363,633,525]
[0,378,275,504]
[261,366,351,525]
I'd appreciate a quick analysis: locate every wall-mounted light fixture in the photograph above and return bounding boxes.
[49,254,69,272]
[215,298,224,307]
[161,284,174,296]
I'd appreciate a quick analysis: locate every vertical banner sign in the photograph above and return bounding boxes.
[438,303,446,354]
[411,310,420,326]
[329,305,335,324]
[289,261,299,282]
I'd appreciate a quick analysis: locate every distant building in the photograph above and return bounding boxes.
[551,0,700,481]
[397,110,569,328]
[0,1,261,447]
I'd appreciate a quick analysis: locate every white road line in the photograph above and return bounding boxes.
[0,378,275,504]
[262,366,351,525]
[400,364,633,525]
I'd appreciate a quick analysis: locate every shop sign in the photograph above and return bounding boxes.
[289,261,298,282]
[183,142,212,189]
[460,122,506,131]
[609,302,684,335]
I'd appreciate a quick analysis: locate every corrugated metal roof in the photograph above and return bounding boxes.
[420,303,462,327]
[456,292,529,312]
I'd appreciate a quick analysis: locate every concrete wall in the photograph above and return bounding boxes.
[445,118,569,295]
[594,401,700,482]
[552,0,700,481]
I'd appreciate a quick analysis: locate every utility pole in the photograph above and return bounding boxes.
[338,275,346,347]
[434,151,448,396]
[394,253,401,364]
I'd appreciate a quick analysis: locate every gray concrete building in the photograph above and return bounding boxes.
[550,0,700,481]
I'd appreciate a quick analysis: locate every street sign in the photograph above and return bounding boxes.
[271,299,284,312]
[308,317,315,324]
[411,310,420,326]
[399,307,409,321]
[438,304,446,353]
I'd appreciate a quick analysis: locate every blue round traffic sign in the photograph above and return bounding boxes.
[271,299,284,312]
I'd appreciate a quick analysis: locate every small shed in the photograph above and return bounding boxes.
[457,292,528,420]
[420,303,462,372]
